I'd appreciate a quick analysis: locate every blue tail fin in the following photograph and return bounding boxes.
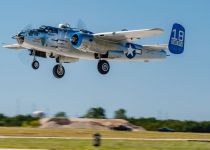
[169,23,185,54]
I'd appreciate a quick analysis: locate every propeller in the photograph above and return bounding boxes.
[21,24,32,32]
[12,24,33,45]
[11,24,33,66]
[17,50,32,67]
[12,24,32,40]
[76,19,94,34]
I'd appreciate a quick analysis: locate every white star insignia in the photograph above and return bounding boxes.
[127,45,135,56]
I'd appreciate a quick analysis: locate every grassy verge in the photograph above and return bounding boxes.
[0,138,210,150]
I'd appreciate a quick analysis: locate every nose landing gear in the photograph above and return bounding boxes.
[31,50,40,70]
[32,60,39,70]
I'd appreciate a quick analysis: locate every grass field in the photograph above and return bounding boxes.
[0,138,210,150]
[0,127,210,149]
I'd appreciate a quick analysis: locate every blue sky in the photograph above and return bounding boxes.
[0,0,209,121]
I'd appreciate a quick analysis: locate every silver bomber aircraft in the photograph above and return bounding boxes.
[3,23,185,79]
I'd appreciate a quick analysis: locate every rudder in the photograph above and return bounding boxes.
[169,23,185,54]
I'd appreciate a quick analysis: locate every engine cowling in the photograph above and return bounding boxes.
[70,32,93,52]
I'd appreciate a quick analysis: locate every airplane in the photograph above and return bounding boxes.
[3,23,185,79]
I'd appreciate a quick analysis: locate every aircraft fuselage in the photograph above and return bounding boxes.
[21,26,167,62]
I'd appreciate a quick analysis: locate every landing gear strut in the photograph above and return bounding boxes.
[53,64,65,79]
[97,60,110,75]
[31,50,39,70]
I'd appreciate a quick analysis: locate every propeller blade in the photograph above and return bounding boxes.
[12,35,17,39]
[76,20,94,34]
[17,50,32,67]
[21,24,32,32]
[77,19,86,30]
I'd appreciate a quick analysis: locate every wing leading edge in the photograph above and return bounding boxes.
[93,28,164,42]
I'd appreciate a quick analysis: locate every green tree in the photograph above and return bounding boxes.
[54,112,67,118]
[83,107,106,119]
[114,109,127,119]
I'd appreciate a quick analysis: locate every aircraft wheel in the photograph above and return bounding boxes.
[32,60,39,70]
[97,60,110,75]
[53,64,65,79]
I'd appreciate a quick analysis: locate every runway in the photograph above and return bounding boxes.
[0,136,210,142]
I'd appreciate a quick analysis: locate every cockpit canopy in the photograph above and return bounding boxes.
[58,23,71,29]
[38,25,58,34]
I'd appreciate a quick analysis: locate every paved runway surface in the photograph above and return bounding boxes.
[0,136,210,142]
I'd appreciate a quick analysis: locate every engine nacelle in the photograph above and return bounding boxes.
[70,32,93,52]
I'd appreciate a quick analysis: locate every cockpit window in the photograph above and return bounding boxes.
[34,31,38,36]
[29,31,33,36]
[39,26,58,34]
[28,30,39,36]
[38,26,47,33]
[47,27,58,34]
[39,25,47,30]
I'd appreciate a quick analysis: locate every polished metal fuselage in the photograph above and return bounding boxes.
[21,26,166,62]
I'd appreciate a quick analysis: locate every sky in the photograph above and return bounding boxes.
[0,0,209,121]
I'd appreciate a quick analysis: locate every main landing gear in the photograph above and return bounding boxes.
[97,60,110,75]
[30,50,110,78]
[53,64,65,79]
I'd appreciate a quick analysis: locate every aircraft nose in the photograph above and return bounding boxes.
[16,32,25,44]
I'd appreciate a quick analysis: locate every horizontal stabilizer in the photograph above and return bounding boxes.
[142,44,168,51]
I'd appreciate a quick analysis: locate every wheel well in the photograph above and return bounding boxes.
[94,52,108,59]
[29,50,47,58]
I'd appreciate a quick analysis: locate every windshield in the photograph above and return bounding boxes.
[39,25,47,30]
[38,26,58,34]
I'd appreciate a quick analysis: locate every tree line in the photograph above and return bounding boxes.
[83,107,210,133]
[0,114,39,127]
[1,107,210,133]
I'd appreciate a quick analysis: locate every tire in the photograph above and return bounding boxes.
[97,60,110,75]
[53,64,65,79]
[32,60,39,70]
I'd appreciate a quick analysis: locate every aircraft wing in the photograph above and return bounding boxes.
[93,28,164,42]
[2,44,24,50]
[142,44,168,51]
